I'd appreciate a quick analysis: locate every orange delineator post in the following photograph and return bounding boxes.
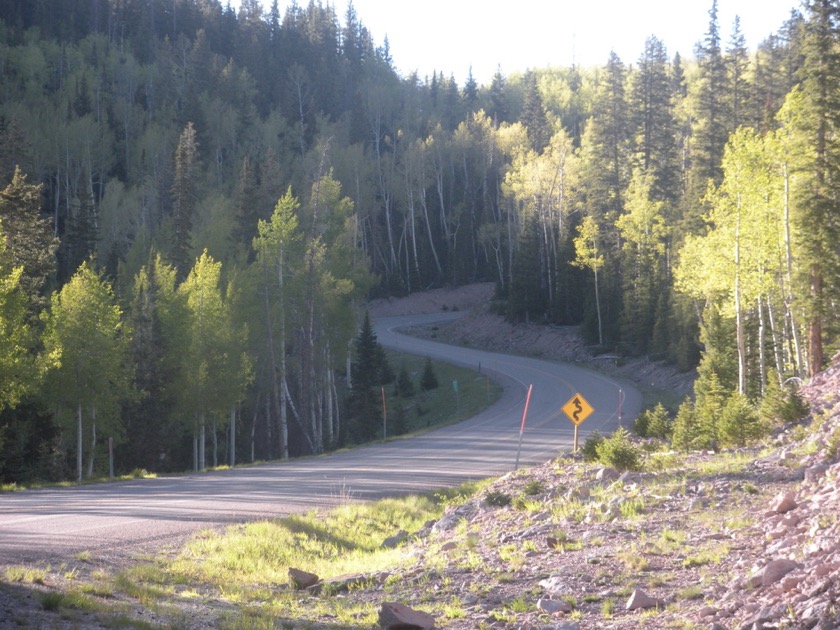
[514,384,534,470]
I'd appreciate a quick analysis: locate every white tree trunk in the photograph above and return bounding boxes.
[86,406,97,479]
[76,401,83,482]
[230,405,236,468]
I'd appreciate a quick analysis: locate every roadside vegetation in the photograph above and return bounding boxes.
[7,407,824,630]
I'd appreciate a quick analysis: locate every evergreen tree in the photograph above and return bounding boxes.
[0,167,59,313]
[395,364,415,398]
[687,0,730,225]
[463,67,479,112]
[486,67,508,123]
[792,0,840,376]
[507,213,545,322]
[520,71,550,153]
[232,156,260,260]
[59,181,98,281]
[170,122,199,280]
[123,253,185,472]
[348,311,391,441]
[629,36,681,206]
[717,392,764,447]
[726,16,751,134]
[420,357,439,391]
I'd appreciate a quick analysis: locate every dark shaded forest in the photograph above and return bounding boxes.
[0,0,837,482]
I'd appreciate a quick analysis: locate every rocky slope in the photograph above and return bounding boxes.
[362,286,840,629]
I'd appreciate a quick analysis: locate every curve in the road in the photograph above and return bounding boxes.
[0,312,641,566]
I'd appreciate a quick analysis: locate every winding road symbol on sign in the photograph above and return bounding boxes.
[562,393,594,426]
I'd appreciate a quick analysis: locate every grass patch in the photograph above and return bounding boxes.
[383,349,502,436]
[677,584,705,600]
[40,589,106,613]
[682,544,729,568]
[618,544,651,572]
[168,481,479,599]
[5,566,47,584]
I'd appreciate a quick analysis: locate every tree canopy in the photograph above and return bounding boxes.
[0,0,837,481]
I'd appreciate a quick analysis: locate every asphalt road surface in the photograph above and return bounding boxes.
[0,312,641,567]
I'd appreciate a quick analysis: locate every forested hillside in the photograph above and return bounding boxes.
[0,0,837,482]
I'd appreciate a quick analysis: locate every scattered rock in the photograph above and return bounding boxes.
[625,588,665,611]
[596,467,620,483]
[538,575,568,595]
[378,602,435,629]
[771,491,797,513]
[747,559,802,589]
[537,598,572,614]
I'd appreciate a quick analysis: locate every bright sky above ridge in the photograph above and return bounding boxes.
[236,0,802,85]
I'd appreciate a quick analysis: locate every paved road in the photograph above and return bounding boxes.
[0,312,640,566]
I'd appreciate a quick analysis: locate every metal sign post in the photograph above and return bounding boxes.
[381,386,387,440]
[561,393,594,452]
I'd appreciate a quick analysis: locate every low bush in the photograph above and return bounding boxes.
[581,431,604,462]
[595,428,642,471]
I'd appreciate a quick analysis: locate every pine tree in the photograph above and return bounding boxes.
[170,122,199,280]
[60,180,98,281]
[629,36,681,206]
[520,71,550,153]
[123,254,184,472]
[232,156,259,260]
[487,67,508,123]
[420,357,439,391]
[348,311,389,441]
[0,167,59,313]
[463,67,479,112]
[396,365,415,398]
[792,0,840,376]
[726,16,751,134]
[688,0,730,225]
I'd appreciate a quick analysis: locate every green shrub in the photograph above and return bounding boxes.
[581,431,604,462]
[595,428,642,471]
[633,412,649,438]
[760,371,809,425]
[484,490,511,507]
[671,398,698,451]
[634,403,672,440]
[420,357,439,391]
[395,365,415,398]
[522,479,544,495]
[718,393,765,447]
[646,403,673,440]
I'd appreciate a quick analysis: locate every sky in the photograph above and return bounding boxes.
[235,0,803,85]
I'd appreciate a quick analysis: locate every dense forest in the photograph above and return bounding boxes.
[0,0,837,482]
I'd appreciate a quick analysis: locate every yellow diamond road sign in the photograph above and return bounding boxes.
[562,393,594,426]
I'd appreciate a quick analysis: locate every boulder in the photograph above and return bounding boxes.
[595,467,620,483]
[539,575,568,595]
[537,598,572,614]
[771,491,798,514]
[288,567,320,590]
[746,559,802,588]
[378,602,435,629]
[625,588,665,611]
